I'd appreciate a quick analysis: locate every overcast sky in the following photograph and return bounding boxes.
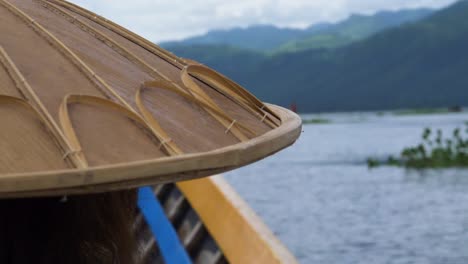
[70,0,457,43]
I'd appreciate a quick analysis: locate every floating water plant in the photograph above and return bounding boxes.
[302,118,331,124]
[394,108,451,116]
[368,123,468,168]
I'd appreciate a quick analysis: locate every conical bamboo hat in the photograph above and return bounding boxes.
[0,0,301,198]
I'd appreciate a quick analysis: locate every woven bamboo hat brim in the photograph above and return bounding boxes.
[0,0,301,198]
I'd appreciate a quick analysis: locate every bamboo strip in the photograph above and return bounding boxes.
[0,0,134,112]
[0,95,80,166]
[45,0,276,128]
[137,80,256,139]
[45,0,187,69]
[0,3,301,262]
[58,94,174,164]
[184,64,281,127]
[181,67,250,141]
[39,0,252,142]
[0,105,301,196]
[0,0,183,156]
[37,0,174,82]
[0,47,84,168]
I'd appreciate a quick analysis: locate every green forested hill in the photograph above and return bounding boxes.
[162,8,433,52]
[275,8,433,53]
[166,1,468,112]
[161,25,308,51]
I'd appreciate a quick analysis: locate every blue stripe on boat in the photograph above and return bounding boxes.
[138,187,192,264]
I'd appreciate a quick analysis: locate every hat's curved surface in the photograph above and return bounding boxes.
[0,0,301,197]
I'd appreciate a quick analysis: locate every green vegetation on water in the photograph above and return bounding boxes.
[368,123,468,168]
[302,118,331,124]
[394,108,453,116]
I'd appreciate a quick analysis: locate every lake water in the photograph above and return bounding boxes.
[225,112,468,264]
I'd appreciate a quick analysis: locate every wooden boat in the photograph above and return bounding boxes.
[0,0,301,263]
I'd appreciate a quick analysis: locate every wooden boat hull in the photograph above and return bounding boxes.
[137,176,298,264]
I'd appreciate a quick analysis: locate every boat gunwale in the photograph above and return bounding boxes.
[0,105,302,198]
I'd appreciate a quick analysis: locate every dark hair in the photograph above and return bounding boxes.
[0,190,138,264]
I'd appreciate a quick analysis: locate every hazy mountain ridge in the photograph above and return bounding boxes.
[161,8,434,52]
[164,1,468,112]
[161,25,307,51]
[276,8,434,52]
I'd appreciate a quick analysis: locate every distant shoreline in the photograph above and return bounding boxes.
[300,106,467,117]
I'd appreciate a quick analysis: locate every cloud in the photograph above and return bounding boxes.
[70,0,457,42]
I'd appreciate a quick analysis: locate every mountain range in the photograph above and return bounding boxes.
[162,1,468,112]
[161,8,434,53]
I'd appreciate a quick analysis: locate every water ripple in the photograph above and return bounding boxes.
[226,112,468,264]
